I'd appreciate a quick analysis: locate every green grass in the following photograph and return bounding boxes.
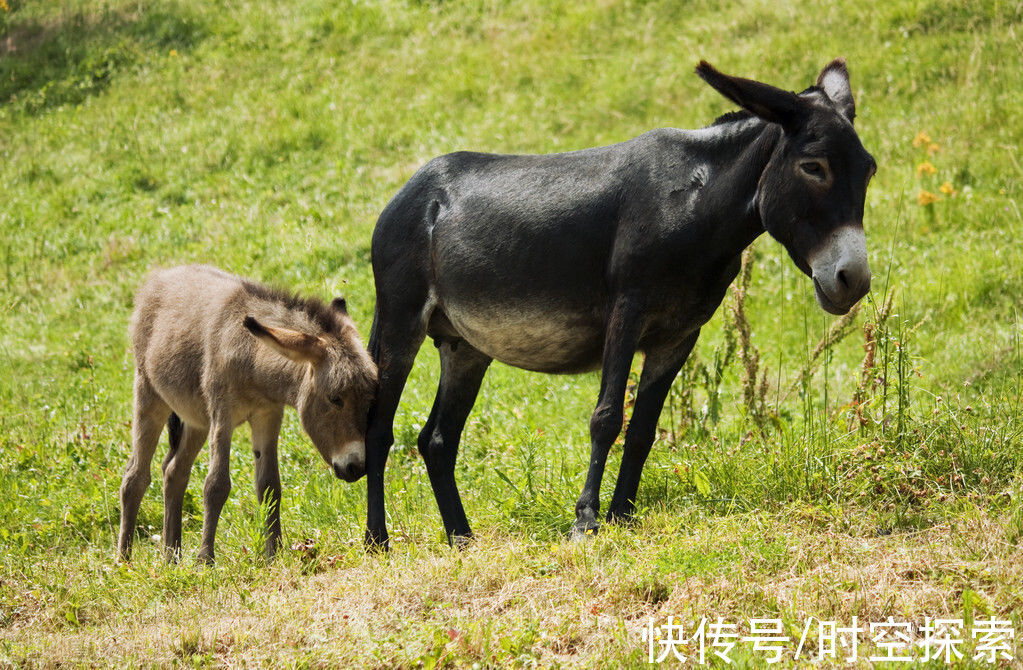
[1,0,1021,666]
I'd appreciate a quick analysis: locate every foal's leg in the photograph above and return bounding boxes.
[572,297,643,539]
[250,407,284,559]
[160,413,184,475]
[118,371,171,560]
[197,412,234,564]
[161,422,206,562]
[365,305,427,551]
[419,340,492,547]
[606,330,700,523]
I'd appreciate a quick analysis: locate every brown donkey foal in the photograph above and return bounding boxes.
[118,265,377,563]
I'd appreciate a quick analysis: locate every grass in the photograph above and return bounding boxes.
[1,0,1021,666]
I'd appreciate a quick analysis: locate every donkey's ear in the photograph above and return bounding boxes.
[244,316,325,365]
[696,61,805,131]
[330,297,348,314]
[816,58,856,122]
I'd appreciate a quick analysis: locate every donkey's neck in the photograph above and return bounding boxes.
[685,117,779,260]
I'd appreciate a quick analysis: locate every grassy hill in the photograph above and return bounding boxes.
[1,0,1020,665]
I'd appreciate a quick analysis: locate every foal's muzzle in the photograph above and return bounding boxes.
[808,225,871,315]
[332,446,366,482]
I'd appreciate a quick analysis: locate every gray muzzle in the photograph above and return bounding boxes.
[808,225,870,315]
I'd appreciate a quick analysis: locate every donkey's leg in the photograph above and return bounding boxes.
[250,407,284,559]
[606,330,700,524]
[419,340,492,547]
[572,297,643,539]
[118,372,171,560]
[365,306,428,551]
[197,416,234,564]
[161,422,206,562]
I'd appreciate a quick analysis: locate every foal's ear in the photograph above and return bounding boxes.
[330,297,348,315]
[244,316,325,365]
[816,58,856,122]
[696,61,805,131]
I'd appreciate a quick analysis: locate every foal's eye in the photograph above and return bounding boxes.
[329,395,345,409]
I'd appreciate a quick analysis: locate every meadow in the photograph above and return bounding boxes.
[0,0,1021,666]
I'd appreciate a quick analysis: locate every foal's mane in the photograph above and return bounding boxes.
[241,280,344,336]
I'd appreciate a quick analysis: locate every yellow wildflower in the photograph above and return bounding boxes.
[912,131,932,148]
[927,142,940,155]
[939,181,956,196]
[916,161,937,177]
[169,49,179,57]
[918,190,941,206]
[0,0,8,12]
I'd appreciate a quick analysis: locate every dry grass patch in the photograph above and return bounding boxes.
[3,505,1021,666]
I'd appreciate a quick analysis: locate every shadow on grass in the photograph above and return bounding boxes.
[0,2,205,113]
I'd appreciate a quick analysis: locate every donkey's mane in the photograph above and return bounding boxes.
[711,110,755,126]
[242,280,343,336]
[710,86,824,127]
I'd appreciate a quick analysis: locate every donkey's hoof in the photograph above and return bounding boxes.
[569,523,600,542]
[449,533,474,551]
[605,507,637,526]
[263,537,282,563]
[364,529,390,554]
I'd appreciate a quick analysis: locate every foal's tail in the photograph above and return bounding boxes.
[161,412,184,473]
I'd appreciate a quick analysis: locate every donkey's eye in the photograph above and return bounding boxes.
[329,395,345,409]
[800,160,828,180]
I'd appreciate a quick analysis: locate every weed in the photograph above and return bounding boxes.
[730,247,771,429]
[0,0,1021,665]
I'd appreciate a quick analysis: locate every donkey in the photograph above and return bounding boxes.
[118,265,377,563]
[364,60,875,549]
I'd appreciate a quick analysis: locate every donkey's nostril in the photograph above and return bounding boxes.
[332,462,344,479]
[834,263,871,298]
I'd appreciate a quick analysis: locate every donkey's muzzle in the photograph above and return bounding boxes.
[809,225,870,315]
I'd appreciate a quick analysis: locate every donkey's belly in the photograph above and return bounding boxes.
[442,302,604,374]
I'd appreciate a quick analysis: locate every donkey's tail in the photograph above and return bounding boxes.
[367,162,443,366]
[161,412,184,473]
[367,306,382,363]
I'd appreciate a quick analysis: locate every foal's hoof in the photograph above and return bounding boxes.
[569,522,600,542]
